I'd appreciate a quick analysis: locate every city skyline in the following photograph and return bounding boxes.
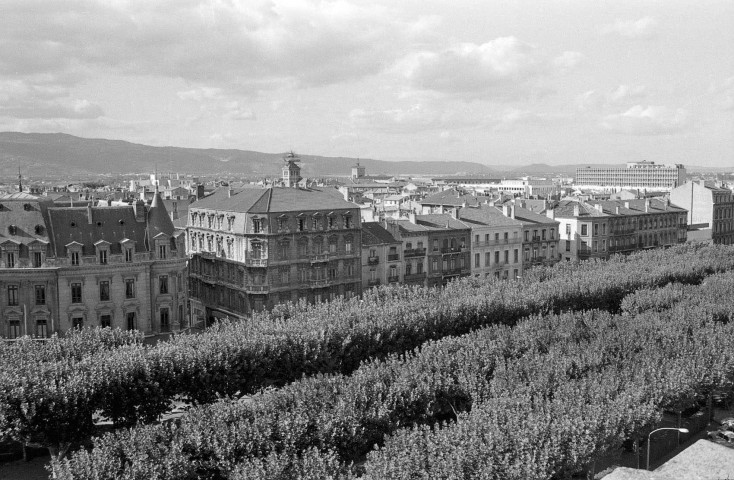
[1,0,732,167]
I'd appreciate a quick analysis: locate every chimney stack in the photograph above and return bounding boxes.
[453,206,461,220]
[624,201,630,209]
[645,199,650,213]
[615,206,620,215]
[546,208,555,220]
[408,212,417,224]
[87,204,93,224]
[573,204,580,217]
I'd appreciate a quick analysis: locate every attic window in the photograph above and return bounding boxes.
[34,225,44,235]
[119,220,125,225]
[70,221,76,227]
[97,221,103,227]
[23,203,31,211]
[8,225,17,235]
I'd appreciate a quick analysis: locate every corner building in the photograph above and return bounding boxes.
[187,185,362,322]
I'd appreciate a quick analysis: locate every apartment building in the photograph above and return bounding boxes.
[508,202,561,271]
[670,181,734,244]
[187,155,362,322]
[0,191,187,338]
[361,222,402,289]
[456,204,524,280]
[552,200,612,262]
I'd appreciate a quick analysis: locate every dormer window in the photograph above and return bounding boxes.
[71,251,80,266]
[328,216,335,229]
[298,218,306,232]
[158,244,167,259]
[8,225,17,235]
[5,252,15,268]
[125,247,133,262]
[253,218,262,233]
[344,214,352,229]
[99,249,108,264]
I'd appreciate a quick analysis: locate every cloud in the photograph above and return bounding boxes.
[608,84,647,103]
[601,105,690,135]
[400,37,568,100]
[709,76,734,110]
[601,17,658,39]
[553,51,585,70]
[349,104,453,133]
[223,102,256,121]
[0,79,104,119]
[0,0,431,94]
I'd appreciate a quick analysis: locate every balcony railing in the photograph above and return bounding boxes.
[309,278,330,288]
[245,257,268,267]
[367,256,379,265]
[367,279,381,287]
[310,253,329,263]
[387,275,400,283]
[404,248,426,258]
[440,247,466,254]
[387,254,400,261]
[403,272,426,282]
[245,285,269,294]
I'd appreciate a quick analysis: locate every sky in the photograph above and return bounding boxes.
[1,0,733,167]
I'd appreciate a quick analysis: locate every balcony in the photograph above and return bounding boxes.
[387,275,400,283]
[310,253,329,263]
[403,272,426,282]
[245,257,268,267]
[245,285,269,294]
[310,278,330,288]
[404,248,426,258]
[367,256,379,265]
[440,247,466,254]
[387,254,400,262]
[367,279,381,287]
[531,236,542,242]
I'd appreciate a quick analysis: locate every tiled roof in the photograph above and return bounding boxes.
[588,199,686,215]
[192,186,357,213]
[0,196,54,249]
[509,206,559,226]
[457,205,523,228]
[47,206,149,256]
[553,199,609,218]
[420,188,481,207]
[416,214,472,231]
[362,222,400,246]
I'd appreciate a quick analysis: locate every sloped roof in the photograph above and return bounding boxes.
[553,199,609,218]
[587,199,686,216]
[147,191,175,239]
[509,206,559,226]
[47,206,148,256]
[420,188,481,207]
[0,195,53,248]
[416,213,471,231]
[362,222,400,246]
[456,204,523,228]
[192,186,357,213]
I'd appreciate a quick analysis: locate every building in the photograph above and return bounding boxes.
[454,204,524,280]
[496,178,557,198]
[575,161,686,192]
[0,191,187,338]
[508,201,561,271]
[670,181,734,244]
[361,222,403,289]
[551,198,687,262]
[418,188,483,214]
[187,154,362,322]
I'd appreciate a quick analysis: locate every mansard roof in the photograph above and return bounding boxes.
[192,186,357,214]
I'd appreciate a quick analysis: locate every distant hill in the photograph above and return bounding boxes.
[0,132,497,178]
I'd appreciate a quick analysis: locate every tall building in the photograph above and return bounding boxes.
[187,154,362,323]
[575,161,686,191]
[670,181,734,245]
[361,222,403,288]
[0,191,187,338]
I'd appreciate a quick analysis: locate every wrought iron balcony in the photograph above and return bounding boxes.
[367,256,379,265]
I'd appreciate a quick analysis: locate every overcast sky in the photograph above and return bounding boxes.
[1,0,733,167]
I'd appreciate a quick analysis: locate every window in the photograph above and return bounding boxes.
[279,243,289,259]
[346,262,354,277]
[300,268,309,283]
[513,269,518,278]
[345,239,353,254]
[503,232,508,241]
[71,283,82,303]
[99,249,108,264]
[389,265,398,280]
[475,253,480,268]
[281,268,290,284]
[485,252,490,266]
[495,233,500,242]
[127,312,136,330]
[37,319,48,338]
[7,285,18,306]
[594,223,598,235]
[565,224,571,235]
[159,275,169,294]
[8,320,20,339]
[474,234,479,243]
[99,281,110,301]
[416,261,423,274]
[125,279,135,299]
[328,216,335,229]
[71,251,80,266]
[417,241,424,250]
[329,239,337,253]
[405,262,412,275]
[432,258,438,271]
[72,317,83,329]
[125,248,133,262]
[433,239,439,251]
[541,229,546,240]
[524,231,529,242]
[6,252,15,268]
[253,218,262,233]
[298,241,308,257]
[328,267,337,280]
[514,249,518,263]
[100,315,111,328]
[504,250,509,263]
[298,218,306,232]
[593,240,598,252]
[495,251,500,264]
[160,308,170,331]
[35,285,46,305]
[33,251,42,268]
[344,215,352,229]
[602,223,606,235]
[566,240,571,252]
[550,228,555,240]
[602,239,607,251]
[581,224,588,236]
[158,244,167,259]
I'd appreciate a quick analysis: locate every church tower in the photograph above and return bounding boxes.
[282,151,302,187]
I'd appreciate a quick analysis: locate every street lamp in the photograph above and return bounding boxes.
[647,427,689,470]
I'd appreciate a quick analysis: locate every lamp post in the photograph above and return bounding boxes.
[647,427,689,470]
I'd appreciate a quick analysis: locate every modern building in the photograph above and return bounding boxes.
[361,222,403,289]
[187,154,362,323]
[496,178,557,198]
[575,161,686,191]
[670,181,734,244]
[0,191,187,338]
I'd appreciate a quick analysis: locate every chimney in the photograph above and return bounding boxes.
[453,206,461,220]
[87,204,93,224]
[228,187,233,198]
[615,206,620,215]
[133,199,146,222]
[546,208,555,220]
[502,204,515,219]
[573,204,580,217]
[624,201,630,209]
[645,199,650,213]
[408,212,416,224]
[594,204,603,214]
